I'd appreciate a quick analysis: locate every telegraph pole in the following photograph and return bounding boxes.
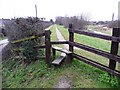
[35,5,37,18]
[112,13,114,21]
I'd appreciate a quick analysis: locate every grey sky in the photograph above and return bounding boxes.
[0,0,119,21]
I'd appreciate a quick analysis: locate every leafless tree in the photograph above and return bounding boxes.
[55,14,89,29]
[108,20,120,28]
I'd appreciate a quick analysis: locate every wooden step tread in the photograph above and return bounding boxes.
[52,55,66,65]
[52,46,72,54]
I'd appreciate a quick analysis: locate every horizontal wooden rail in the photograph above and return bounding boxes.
[12,45,46,52]
[37,56,46,59]
[71,29,120,42]
[69,41,120,63]
[72,53,120,77]
[51,41,68,44]
[11,33,45,44]
[34,45,45,48]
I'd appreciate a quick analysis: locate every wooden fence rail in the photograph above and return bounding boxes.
[11,33,45,44]
[72,29,120,42]
[69,41,120,62]
[68,24,120,77]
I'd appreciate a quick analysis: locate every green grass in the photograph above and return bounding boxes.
[3,57,113,88]
[0,36,4,40]
[50,25,58,41]
[2,25,119,88]
[2,59,61,88]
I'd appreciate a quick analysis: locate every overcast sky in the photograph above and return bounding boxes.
[0,0,120,21]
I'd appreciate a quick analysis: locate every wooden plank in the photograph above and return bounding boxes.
[52,54,66,65]
[51,41,68,44]
[52,46,72,54]
[69,41,120,63]
[11,36,36,44]
[11,33,45,44]
[72,29,120,42]
[37,56,46,59]
[34,45,45,48]
[72,53,120,77]
[109,28,120,70]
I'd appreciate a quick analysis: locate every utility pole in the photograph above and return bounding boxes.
[118,1,120,21]
[1,18,3,29]
[112,13,114,21]
[35,5,37,18]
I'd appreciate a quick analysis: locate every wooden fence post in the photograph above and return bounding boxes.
[69,24,74,52]
[45,30,51,66]
[68,24,74,62]
[109,28,120,72]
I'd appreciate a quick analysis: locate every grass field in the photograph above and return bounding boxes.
[2,25,119,88]
[87,25,112,35]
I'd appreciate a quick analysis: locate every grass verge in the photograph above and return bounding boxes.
[3,58,113,88]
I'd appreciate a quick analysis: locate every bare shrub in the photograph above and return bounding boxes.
[2,17,46,60]
[5,17,43,41]
[55,15,89,29]
[108,20,120,28]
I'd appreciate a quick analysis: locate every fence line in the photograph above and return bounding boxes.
[68,24,120,77]
[10,25,120,76]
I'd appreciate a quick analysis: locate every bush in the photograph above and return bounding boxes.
[5,17,43,41]
[2,17,45,60]
[98,73,119,87]
[55,15,89,29]
[21,40,38,61]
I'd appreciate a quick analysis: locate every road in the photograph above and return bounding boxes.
[0,39,9,60]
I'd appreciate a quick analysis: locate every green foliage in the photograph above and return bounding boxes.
[2,58,112,88]
[21,40,38,61]
[117,77,120,88]
[98,73,118,87]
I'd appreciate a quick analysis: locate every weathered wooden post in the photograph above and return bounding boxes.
[45,30,51,66]
[118,2,120,87]
[69,24,74,52]
[68,24,74,63]
[109,28,120,73]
